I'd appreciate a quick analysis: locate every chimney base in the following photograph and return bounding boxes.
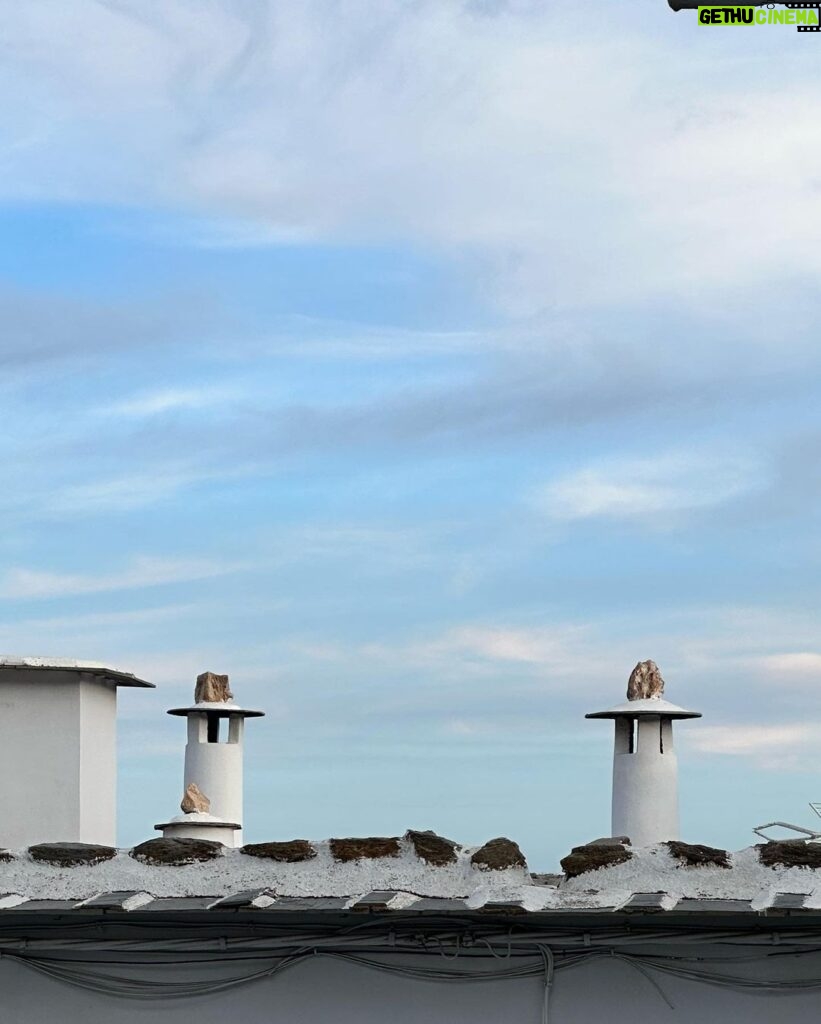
[155,813,240,847]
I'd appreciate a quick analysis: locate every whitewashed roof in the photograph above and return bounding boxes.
[0,657,154,688]
[1,837,820,918]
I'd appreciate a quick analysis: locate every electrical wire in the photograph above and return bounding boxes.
[6,939,821,1006]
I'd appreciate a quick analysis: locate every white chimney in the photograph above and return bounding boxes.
[0,657,154,848]
[157,672,263,847]
[586,661,701,847]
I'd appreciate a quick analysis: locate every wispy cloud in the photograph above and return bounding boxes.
[287,620,604,685]
[44,460,261,516]
[535,449,764,524]
[1,4,820,314]
[426,625,590,668]
[751,653,821,681]
[49,470,213,515]
[687,723,821,771]
[0,555,246,600]
[99,385,240,418]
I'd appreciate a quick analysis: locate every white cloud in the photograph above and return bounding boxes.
[99,386,239,418]
[46,462,257,516]
[536,449,763,524]
[690,723,816,757]
[753,653,821,680]
[686,722,821,771]
[432,625,584,666]
[288,620,607,687]
[1,3,820,313]
[0,555,245,600]
[50,471,208,514]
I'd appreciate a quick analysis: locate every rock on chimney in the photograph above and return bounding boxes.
[586,661,701,847]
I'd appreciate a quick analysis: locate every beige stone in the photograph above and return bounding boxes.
[626,659,664,701]
[194,671,233,704]
[180,782,210,814]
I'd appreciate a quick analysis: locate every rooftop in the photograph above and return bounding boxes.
[0,657,155,688]
[1,834,821,919]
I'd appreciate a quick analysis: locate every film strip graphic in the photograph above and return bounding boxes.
[787,2,821,31]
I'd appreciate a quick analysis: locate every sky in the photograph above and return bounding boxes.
[1,0,820,868]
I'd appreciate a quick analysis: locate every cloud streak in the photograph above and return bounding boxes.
[1,2,821,314]
[99,385,241,418]
[535,449,765,525]
[0,555,246,600]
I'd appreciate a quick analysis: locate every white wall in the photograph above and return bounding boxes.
[0,671,117,847]
[183,713,244,845]
[79,680,117,845]
[612,716,679,845]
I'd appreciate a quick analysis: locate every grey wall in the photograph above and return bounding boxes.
[1,944,820,1024]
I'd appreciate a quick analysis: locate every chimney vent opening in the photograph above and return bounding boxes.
[206,712,221,744]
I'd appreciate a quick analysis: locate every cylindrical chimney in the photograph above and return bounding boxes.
[160,672,264,847]
[586,661,701,847]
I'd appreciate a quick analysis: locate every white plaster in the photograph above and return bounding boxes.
[0,672,119,846]
[588,696,700,718]
[0,662,151,848]
[0,839,530,902]
[611,716,680,845]
[165,702,262,848]
[1,841,821,912]
[0,657,152,687]
[158,812,240,845]
[590,689,702,847]
[78,680,117,847]
[558,844,821,909]
[182,716,244,844]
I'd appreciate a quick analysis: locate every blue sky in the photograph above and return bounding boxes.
[1,1,821,866]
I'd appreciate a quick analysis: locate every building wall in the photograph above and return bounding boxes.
[0,676,82,848]
[1,943,820,1023]
[78,679,117,846]
[0,672,116,847]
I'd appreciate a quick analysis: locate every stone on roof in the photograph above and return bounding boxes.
[4,838,821,917]
[405,830,459,866]
[241,840,317,862]
[29,843,117,867]
[560,837,632,878]
[131,837,224,866]
[470,837,526,871]
[330,837,401,862]
[758,840,821,869]
[665,840,730,869]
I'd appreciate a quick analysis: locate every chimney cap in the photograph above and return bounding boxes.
[0,656,154,688]
[154,812,241,830]
[167,701,264,719]
[586,697,701,720]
